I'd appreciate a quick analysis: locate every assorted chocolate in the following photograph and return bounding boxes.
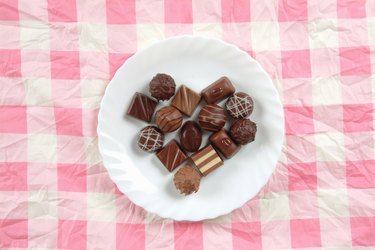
[126,74,257,196]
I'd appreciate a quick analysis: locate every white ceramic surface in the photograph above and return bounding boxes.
[97,36,284,221]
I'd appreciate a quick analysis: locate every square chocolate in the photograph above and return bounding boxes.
[127,92,157,123]
[171,85,201,117]
[210,129,241,159]
[156,139,187,172]
[190,144,223,176]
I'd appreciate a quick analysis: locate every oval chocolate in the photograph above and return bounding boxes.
[180,121,202,152]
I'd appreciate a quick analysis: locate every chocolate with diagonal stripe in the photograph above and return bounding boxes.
[156,139,187,172]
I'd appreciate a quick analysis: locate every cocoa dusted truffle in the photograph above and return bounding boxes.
[226,92,254,119]
[155,106,183,133]
[229,119,257,145]
[149,73,176,101]
[173,165,201,195]
[137,126,164,153]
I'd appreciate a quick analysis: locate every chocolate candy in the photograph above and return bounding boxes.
[210,129,240,159]
[198,104,227,132]
[226,92,254,119]
[149,73,176,101]
[229,118,257,145]
[201,77,235,104]
[173,165,201,195]
[137,126,164,153]
[171,85,201,116]
[156,139,187,172]
[191,144,223,176]
[155,106,183,133]
[127,92,158,123]
[180,121,202,152]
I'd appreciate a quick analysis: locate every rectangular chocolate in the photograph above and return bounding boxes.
[156,139,187,172]
[171,85,201,117]
[201,77,235,104]
[209,129,240,159]
[127,92,157,123]
[190,144,223,176]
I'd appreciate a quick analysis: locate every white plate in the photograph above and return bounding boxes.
[97,36,284,221]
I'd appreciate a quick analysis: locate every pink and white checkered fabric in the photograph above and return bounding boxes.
[0,0,374,249]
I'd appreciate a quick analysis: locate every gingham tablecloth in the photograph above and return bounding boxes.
[1,0,374,249]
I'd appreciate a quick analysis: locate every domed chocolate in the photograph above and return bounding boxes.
[198,104,227,132]
[155,106,183,133]
[180,121,202,152]
[229,119,257,145]
[226,92,254,119]
[149,73,176,101]
[137,126,164,152]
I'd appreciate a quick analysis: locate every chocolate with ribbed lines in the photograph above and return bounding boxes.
[155,106,183,133]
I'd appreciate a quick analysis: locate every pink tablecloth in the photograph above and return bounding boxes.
[1,0,375,249]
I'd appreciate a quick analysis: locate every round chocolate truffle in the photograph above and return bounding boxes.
[149,73,176,101]
[155,106,183,133]
[226,92,254,119]
[173,165,201,195]
[180,121,202,152]
[198,104,227,132]
[229,119,257,145]
[137,126,164,152]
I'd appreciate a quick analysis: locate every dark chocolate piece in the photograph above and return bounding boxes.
[127,92,157,123]
[137,126,164,153]
[209,129,240,159]
[180,121,202,152]
[191,144,223,176]
[156,139,187,172]
[155,106,183,133]
[201,77,235,104]
[173,165,201,195]
[226,92,254,119]
[171,85,201,116]
[149,73,176,101]
[229,119,257,145]
[198,104,227,132]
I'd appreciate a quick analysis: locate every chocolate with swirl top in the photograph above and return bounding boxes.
[155,106,183,133]
[201,76,235,104]
[171,85,201,116]
[198,104,227,132]
[156,139,187,172]
[137,126,164,153]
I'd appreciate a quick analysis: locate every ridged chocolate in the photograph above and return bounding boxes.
[198,104,227,132]
[149,73,176,101]
[127,92,158,123]
[201,76,235,104]
[137,126,164,153]
[173,165,201,195]
[171,85,201,116]
[209,129,240,159]
[191,144,223,176]
[155,106,183,133]
[180,121,202,152]
[226,92,254,119]
[156,140,187,172]
[229,119,257,145]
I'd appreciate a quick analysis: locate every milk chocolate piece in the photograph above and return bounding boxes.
[226,92,254,119]
[149,73,176,101]
[156,140,187,172]
[171,85,201,116]
[229,119,257,145]
[155,106,183,133]
[209,129,240,159]
[198,104,227,132]
[127,92,157,123]
[191,144,223,176]
[201,77,235,104]
[173,165,201,195]
[180,121,202,152]
[137,126,164,153]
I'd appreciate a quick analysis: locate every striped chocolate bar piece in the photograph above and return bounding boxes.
[190,144,223,176]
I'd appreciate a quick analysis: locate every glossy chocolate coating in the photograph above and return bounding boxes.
[180,121,202,152]
[149,73,176,101]
[155,106,183,133]
[137,126,164,153]
[173,165,201,195]
[191,144,223,176]
[209,129,240,159]
[127,92,157,123]
[229,119,257,145]
[156,139,187,172]
[171,85,201,117]
[201,77,235,104]
[198,104,227,132]
[226,92,254,119]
